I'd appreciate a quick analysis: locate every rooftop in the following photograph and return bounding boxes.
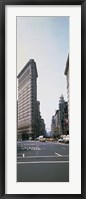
[17,59,38,78]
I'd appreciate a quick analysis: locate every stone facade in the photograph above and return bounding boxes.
[51,95,69,137]
[64,55,69,118]
[51,110,61,137]
[17,59,38,140]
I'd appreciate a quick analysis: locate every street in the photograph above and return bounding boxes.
[17,140,69,182]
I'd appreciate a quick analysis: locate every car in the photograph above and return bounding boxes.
[40,138,46,142]
[58,138,63,142]
[64,138,69,144]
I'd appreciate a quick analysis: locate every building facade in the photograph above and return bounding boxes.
[51,110,61,138]
[17,59,38,140]
[64,54,69,118]
[59,95,65,134]
[59,95,69,135]
[36,101,45,136]
[51,95,69,137]
[63,101,69,135]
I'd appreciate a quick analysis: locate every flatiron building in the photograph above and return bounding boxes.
[17,59,38,140]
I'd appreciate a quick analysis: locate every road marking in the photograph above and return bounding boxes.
[28,147,41,150]
[17,155,57,158]
[55,152,62,157]
[17,161,69,164]
[17,155,69,158]
[18,147,41,151]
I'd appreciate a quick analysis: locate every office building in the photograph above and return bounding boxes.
[64,54,69,117]
[59,95,69,135]
[17,59,38,140]
[51,110,60,137]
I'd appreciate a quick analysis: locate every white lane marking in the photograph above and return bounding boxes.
[55,152,62,157]
[17,155,58,159]
[17,161,69,164]
[17,155,69,158]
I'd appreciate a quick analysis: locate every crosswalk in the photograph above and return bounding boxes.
[17,143,41,151]
[21,146,41,151]
[27,146,41,151]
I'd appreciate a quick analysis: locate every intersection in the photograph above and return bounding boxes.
[17,140,69,182]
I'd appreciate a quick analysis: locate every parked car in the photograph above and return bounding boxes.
[64,138,69,144]
[40,138,46,142]
[58,138,63,142]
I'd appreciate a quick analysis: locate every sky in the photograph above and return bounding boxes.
[17,16,69,131]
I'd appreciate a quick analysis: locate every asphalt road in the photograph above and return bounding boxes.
[17,140,69,182]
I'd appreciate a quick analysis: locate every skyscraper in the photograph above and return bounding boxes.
[17,59,38,140]
[59,95,69,135]
[59,95,65,134]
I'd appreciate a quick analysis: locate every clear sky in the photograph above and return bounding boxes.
[17,16,69,131]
